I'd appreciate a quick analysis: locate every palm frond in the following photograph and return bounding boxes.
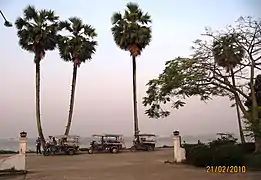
[140,12,152,24]
[23,5,37,21]
[39,9,58,22]
[83,25,97,38]
[69,17,84,34]
[111,12,122,24]
[15,17,28,30]
[126,2,139,13]
[58,20,72,32]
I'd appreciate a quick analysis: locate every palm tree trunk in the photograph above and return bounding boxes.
[35,57,45,146]
[64,63,78,135]
[231,69,245,143]
[132,56,139,136]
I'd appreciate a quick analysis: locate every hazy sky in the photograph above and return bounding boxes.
[0,0,260,138]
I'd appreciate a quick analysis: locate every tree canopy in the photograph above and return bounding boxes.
[15,5,59,62]
[143,16,261,119]
[111,2,152,57]
[57,17,97,66]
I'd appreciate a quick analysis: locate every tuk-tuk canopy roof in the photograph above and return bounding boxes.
[137,134,156,136]
[54,135,80,139]
[92,134,123,137]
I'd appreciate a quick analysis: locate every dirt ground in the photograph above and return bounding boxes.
[1,149,261,180]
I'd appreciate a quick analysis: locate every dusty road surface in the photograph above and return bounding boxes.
[1,149,261,180]
[0,155,11,159]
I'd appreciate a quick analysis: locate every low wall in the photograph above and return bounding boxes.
[0,154,25,172]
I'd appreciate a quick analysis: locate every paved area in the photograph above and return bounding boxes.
[1,149,261,180]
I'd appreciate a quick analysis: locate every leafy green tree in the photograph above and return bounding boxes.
[143,17,261,152]
[15,5,59,144]
[111,2,152,136]
[57,17,97,135]
[212,33,246,143]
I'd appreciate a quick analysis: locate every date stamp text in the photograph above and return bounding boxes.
[206,166,246,173]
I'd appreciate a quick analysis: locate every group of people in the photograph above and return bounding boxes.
[35,136,57,154]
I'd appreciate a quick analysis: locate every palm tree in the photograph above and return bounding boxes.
[213,33,246,143]
[111,2,152,136]
[57,17,97,135]
[15,6,59,145]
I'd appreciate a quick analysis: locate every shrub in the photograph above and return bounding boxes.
[184,133,246,167]
[185,144,214,167]
[183,143,197,154]
[183,144,199,162]
[245,153,261,170]
[0,150,17,154]
[213,144,245,166]
[209,133,237,148]
[238,142,255,154]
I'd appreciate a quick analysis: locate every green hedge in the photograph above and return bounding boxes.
[0,150,17,154]
[212,144,245,166]
[186,144,214,167]
[183,134,250,167]
[184,141,260,169]
[238,143,255,154]
[184,144,245,167]
[245,153,261,170]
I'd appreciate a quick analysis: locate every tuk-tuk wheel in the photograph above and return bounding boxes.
[43,152,49,156]
[147,146,153,151]
[130,146,136,152]
[43,150,50,156]
[88,149,93,154]
[111,147,118,153]
[68,150,75,155]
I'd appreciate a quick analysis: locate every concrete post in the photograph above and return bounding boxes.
[173,131,186,163]
[173,131,180,162]
[0,132,27,172]
[19,131,27,154]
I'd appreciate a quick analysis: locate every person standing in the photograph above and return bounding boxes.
[36,137,41,154]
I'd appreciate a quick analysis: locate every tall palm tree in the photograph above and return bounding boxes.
[15,5,59,145]
[213,33,246,143]
[57,17,97,135]
[111,2,152,137]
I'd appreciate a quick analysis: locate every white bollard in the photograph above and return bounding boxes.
[173,131,186,163]
[19,131,27,154]
[0,132,27,172]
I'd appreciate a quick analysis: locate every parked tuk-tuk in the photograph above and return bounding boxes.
[88,134,125,154]
[44,135,80,156]
[130,134,156,151]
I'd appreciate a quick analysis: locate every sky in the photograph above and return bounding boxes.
[0,0,260,138]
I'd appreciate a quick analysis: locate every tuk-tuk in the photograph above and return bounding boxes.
[88,134,125,154]
[130,134,156,151]
[44,135,80,156]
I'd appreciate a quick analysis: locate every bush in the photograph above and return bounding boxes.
[183,144,199,162]
[238,142,255,154]
[183,144,198,153]
[245,153,261,170]
[184,134,246,167]
[0,150,17,154]
[185,144,246,167]
[209,134,237,148]
[185,144,214,167]
[213,144,245,166]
